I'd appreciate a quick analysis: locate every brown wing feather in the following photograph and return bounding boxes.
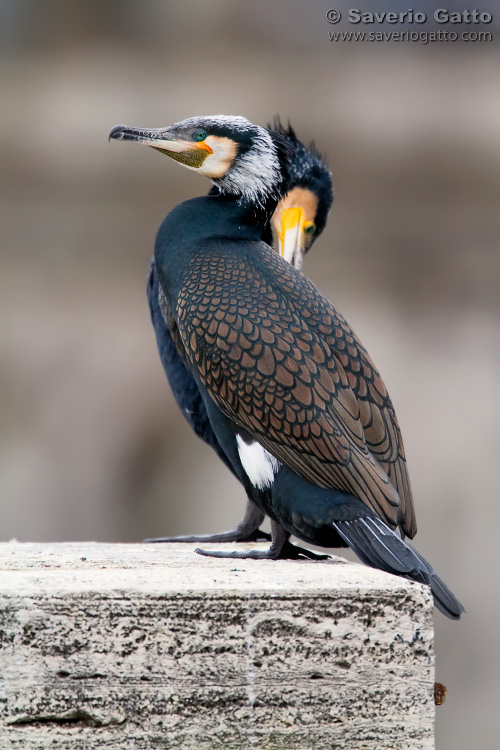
[321,315,416,536]
[176,241,415,535]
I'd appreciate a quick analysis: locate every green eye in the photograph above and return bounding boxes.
[193,129,207,142]
[304,222,316,236]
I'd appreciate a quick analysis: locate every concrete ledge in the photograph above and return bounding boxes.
[0,542,434,749]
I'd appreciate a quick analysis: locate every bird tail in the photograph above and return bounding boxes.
[332,516,464,620]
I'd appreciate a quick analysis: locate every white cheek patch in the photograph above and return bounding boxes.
[199,136,237,179]
[236,436,281,490]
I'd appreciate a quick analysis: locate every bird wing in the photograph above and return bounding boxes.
[325,314,416,537]
[175,240,415,534]
[147,259,237,476]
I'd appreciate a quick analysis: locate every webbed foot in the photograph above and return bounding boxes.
[143,499,270,544]
[144,528,271,544]
[195,538,330,561]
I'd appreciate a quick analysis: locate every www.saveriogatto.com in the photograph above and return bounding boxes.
[325,8,494,44]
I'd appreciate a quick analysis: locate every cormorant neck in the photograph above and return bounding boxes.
[207,184,275,242]
[195,189,280,242]
[234,191,281,232]
[154,190,278,296]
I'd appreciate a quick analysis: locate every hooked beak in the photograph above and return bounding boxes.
[108,125,213,167]
[276,207,306,270]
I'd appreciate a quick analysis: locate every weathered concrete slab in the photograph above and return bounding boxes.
[0,541,434,749]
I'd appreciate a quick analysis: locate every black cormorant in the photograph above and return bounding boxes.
[270,121,333,272]
[109,115,463,619]
[145,123,333,545]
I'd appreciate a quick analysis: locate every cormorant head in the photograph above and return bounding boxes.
[109,115,294,206]
[269,120,333,270]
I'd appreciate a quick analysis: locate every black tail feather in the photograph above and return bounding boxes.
[333,516,464,620]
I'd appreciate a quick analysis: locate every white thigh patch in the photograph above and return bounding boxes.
[236,436,281,489]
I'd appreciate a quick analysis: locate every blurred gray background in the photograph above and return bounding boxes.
[1,1,499,747]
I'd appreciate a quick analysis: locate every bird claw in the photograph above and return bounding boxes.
[280,541,331,560]
[143,528,271,544]
[194,540,331,561]
[195,547,274,560]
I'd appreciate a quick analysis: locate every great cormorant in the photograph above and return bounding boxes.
[109,115,463,619]
[145,123,334,546]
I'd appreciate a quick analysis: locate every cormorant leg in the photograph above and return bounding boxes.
[143,500,271,544]
[195,519,330,561]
